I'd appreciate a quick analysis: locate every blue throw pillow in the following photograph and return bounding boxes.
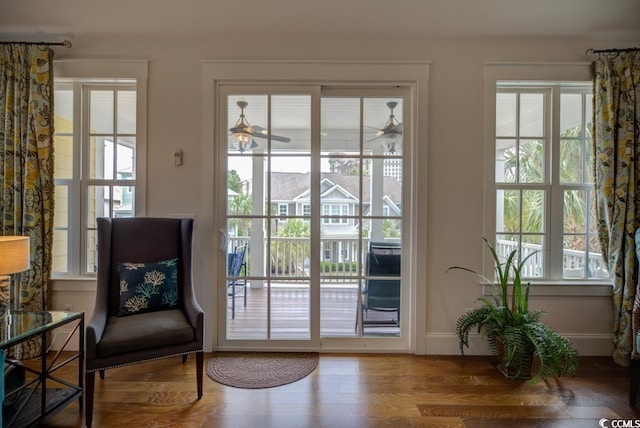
[117,258,180,317]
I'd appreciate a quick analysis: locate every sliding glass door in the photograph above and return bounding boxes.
[218,85,410,351]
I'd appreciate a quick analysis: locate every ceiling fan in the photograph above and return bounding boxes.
[229,101,291,153]
[339,101,403,153]
[370,101,403,154]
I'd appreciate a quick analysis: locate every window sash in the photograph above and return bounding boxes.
[53,77,144,277]
[491,81,598,281]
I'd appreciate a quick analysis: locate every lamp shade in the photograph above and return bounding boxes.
[0,236,30,275]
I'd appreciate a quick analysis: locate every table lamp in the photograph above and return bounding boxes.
[0,236,30,311]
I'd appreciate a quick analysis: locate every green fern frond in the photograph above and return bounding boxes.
[522,322,579,383]
[455,306,492,354]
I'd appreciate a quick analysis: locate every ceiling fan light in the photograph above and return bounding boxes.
[382,135,401,154]
[232,132,253,153]
[377,101,402,153]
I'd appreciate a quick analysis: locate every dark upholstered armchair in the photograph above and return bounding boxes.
[85,217,204,427]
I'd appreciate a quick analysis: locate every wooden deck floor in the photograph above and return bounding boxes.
[227,284,400,340]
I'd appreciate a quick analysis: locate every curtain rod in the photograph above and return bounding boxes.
[0,40,72,48]
[585,47,639,56]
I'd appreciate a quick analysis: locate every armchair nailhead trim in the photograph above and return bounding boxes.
[86,348,204,373]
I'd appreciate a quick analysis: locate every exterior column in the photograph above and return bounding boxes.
[249,154,265,288]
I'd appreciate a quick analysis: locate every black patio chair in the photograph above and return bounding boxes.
[356,242,401,332]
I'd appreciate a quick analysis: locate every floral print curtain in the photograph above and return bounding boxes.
[593,51,640,367]
[0,44,55,359]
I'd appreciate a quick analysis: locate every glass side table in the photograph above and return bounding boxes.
[0,310,84,428]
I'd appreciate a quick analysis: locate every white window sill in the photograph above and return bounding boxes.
[52,277,97,292]
[481,282,612,297]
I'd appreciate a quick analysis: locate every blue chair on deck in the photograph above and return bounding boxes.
[228,245,247,319]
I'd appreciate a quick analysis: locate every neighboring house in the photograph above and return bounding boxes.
[269,171,402,263]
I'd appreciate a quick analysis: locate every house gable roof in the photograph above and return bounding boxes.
[270,172,401,204]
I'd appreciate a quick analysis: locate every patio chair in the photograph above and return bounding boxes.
[356,242,401,332]
[228,245,247,319]
[85,217,204,427]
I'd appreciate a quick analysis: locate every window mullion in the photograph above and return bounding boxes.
[548,86,564,280]
[67,81,84,276]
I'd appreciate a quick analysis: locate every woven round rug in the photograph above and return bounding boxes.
[206,352,319,389]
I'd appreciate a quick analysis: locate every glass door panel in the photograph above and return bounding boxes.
[319,96,404,338]
[225,92,313,342]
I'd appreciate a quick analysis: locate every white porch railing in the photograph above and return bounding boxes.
[228,236,608,279]
[495,239,608,279]
[229,236,378,279]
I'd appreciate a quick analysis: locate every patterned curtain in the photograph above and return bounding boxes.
[0,45,55,359]
[593,51,640,367]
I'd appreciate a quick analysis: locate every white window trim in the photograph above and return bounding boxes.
[322,203,349,225]
[278,203,288,216]
[484,62,611,288]
[53,59,148,278]
[201,60,430,354]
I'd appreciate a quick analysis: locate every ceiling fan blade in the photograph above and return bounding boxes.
[247,125,291,143]
[246,125,266,135]
[229,126,249,134]
[378,124,403,136]
[269,134,291,143]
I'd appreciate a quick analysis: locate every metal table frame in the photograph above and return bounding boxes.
[0,310,84,427]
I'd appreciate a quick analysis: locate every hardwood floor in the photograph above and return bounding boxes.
[25,353,640,427]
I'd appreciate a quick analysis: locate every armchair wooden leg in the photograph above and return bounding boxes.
[183,354,187,363]
[196,351,204,399]
[99,369,105,380]
[631,360,640,406]
[86,371,95,428]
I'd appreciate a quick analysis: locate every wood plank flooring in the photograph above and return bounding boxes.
[26,353,640,427]
[228,285,399,339]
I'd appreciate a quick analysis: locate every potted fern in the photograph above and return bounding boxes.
[448,238,579,383]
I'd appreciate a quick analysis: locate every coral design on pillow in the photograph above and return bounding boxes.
[117,258,180,316]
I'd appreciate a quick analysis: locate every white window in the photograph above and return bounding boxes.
[302,204,311,216]
[322,204,348,225]
[278,203,288,216]
[52,61,147,277]
[486,63,607,281]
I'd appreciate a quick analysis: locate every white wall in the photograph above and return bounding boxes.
[48,33,631,354]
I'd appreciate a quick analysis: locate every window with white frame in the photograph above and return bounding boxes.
[490,78,607,280]
[52,61,147,277]
[322,204,348,224]
[278,203,288,216]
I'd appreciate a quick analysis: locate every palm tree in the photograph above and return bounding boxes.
[272,219,310,275]
[228,192,252,236]
[501,124,592,254]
